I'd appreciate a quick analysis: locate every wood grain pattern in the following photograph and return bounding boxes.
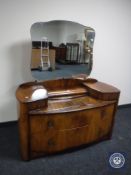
[16,78,120,160]
[30,104,114,155]
[18,103,30,160]
[29,96,115,114]
[83,81,120,101]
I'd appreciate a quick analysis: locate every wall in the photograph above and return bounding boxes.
[0,0,131,122]
[31,21,86,46]
[31,22,60,46]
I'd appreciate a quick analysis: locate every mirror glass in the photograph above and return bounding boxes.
[30,20,95,80]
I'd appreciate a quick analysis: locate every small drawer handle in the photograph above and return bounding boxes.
[47,121,54,128]
[48,139,55,146]
[101,109,106,119]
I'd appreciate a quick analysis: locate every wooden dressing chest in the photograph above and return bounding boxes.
[16,78,120,160]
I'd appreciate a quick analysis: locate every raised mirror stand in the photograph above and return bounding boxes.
[16,77,120,160]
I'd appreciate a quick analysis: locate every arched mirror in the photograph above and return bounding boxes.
[30,20,95,80]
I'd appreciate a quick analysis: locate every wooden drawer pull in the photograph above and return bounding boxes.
[47,121,54,128]
[48,139,55,146]
[101,109,106,119]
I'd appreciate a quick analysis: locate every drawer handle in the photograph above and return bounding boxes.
[47,121,54,128]
[101,109,106,119]
[48,139,55,146]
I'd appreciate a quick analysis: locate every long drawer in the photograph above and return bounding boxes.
[29,103,115,156]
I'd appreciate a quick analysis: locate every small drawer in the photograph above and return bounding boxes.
[28,99,48,110]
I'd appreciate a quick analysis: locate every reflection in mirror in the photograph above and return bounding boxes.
[30,20,95,80]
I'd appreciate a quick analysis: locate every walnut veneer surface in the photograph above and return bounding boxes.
[16,78,120,160]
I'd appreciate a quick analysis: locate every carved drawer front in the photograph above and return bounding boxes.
[27,99,47,110]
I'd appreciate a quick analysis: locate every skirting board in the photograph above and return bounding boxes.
[0,103,131,127]
[118,103,131,109]
[0,120,17,127]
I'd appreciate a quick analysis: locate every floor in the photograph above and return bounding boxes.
[0,107,131,175]
[32,63,90,80]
